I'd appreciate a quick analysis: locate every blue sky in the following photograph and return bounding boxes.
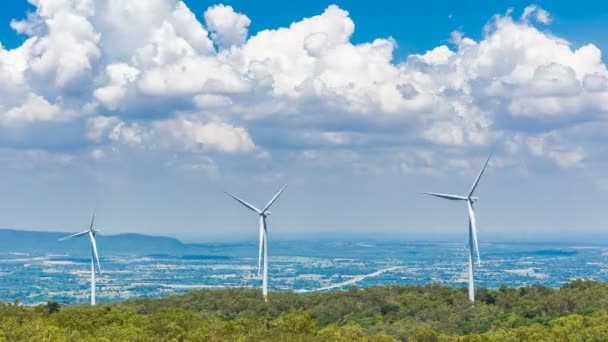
[2,0,607,59]
[0,1,607,242]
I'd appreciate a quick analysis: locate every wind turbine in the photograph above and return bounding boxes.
[225,185,288,301]
[423,154,492,303]
[59,210,102,305]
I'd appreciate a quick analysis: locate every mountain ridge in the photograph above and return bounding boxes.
[0,228,201,256]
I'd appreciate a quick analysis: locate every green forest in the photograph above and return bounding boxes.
[2,279,608,341]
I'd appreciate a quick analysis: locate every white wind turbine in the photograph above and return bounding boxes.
[225,185,288,301]
[423,154,492,303]
[60,210,102,305]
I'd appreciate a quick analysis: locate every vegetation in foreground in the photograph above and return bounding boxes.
[2,280,608,341]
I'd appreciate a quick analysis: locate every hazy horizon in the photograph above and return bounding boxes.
[3,226,608,246]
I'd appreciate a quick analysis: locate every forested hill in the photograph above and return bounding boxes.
[0,229,196,255]
[2,280,608,341]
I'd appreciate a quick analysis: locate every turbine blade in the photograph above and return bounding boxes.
[89,232,102,274]
[467,201,481,265]
[59,230,89,241]
[262,184,288,213]
[89,209,96,231]
[258,216,264,276]
[422,192,468,201]
[224,192,261,214]
[468,153,492,198]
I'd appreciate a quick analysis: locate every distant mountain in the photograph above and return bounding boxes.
[0,229,207,256]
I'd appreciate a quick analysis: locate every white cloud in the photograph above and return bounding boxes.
[86,116,121,141]
[0,40,30,94]
[422,123,465,146]
[0,1,606,172]
[204,4,251,49]
[109,121,145,145]
[137,55,249,96]
[169,2,216,54]
[527,134,585,168]
[156,119,255,153]
[228,5,356,98]
[95,0,214,60]
[193,94,233,108]
[303,32,329,58]
[522,63,581,97]
[521,5,552,24]
[86,115,255,153]
[12,1,101,88]
[1,93,64,126]
[94,63,140,110]
[583,74,608,91]
[414,45,454,65]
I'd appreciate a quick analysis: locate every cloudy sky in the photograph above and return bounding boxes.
[0,0,607,241]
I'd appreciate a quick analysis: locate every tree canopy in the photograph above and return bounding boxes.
[1,280,608,341]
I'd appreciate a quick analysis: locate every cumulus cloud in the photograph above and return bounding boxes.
[0,93,63,126]
[521,5,552,24]
[108,121,145,145]
[86,115,255,153]
[11,0,100,89]
[155,119,256,153]
[527,134,585,168]
[0,1,606,173]
[86,116,121,141]
[422,123,465,146]
[93,63,140,110]
[204,4,251,49]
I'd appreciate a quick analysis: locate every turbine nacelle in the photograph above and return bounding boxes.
[469,197,479,202]
[263,211,272,217]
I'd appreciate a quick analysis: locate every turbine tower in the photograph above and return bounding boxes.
[225,185,288,301]
[60,210,102,305]
[423,154,492,303]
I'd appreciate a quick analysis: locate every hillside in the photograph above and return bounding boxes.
[0,229,200,256]
[2,280,608,341]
